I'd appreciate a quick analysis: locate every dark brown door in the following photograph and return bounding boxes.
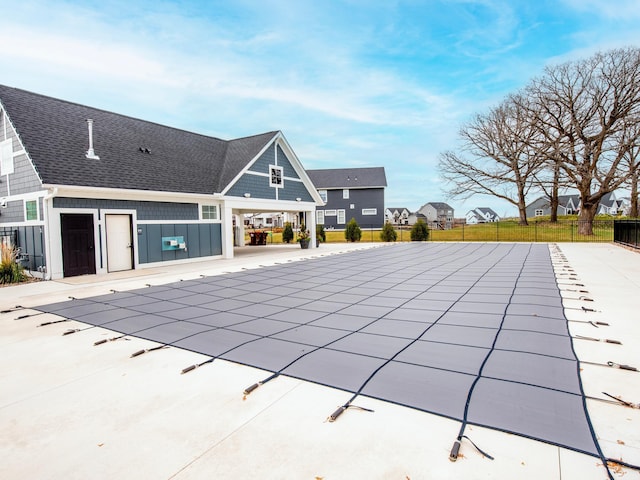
[61,214,96,277]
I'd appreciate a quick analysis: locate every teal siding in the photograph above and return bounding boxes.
[137,223,222,264]
[248,143,275,174]
[53,198,198,221]
[279,180,314,202]
[278,146,300,179]
[226,173,276,199]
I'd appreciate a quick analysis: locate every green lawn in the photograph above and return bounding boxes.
[246,218,615,244]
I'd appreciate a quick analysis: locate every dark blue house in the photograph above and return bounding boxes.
[306,167,387,229]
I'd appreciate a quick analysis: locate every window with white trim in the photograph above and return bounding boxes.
[325,209,337,216]
[270,165,283,187]
[337,209,346,224]
[362,208,377,215]
[318,190,327,203]
[350,204,355,209]
[0,139,14,175]
[25,200,38,221]
[316,210,325,225]
[535,209,544,216]
[202,205,218,220]
[343,189,349,199]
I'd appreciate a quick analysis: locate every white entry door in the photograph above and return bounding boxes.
[105,214,133,272]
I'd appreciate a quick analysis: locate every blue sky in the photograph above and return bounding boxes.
[1,0,639,217]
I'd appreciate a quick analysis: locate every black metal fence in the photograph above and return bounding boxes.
[0,227,18,248]
[614,220,640,249]
[427,220,614,243]
[246,221,616,244]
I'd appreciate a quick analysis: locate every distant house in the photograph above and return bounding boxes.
[407,211,427,226]
[526,192,626,218]
[0,85,322,279]
[466,207,500,224]
[384,207,410,225]
[307,167,387,229]
[417,202,454,229]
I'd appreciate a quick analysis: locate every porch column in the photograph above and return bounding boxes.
[307,210,316,247]
[222,205,234,259]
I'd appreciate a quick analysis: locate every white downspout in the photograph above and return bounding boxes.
[42,187,57,280]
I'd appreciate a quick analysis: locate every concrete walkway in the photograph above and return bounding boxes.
[0,242,638,479]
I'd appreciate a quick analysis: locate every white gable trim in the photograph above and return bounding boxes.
[220,131,323,205]
[0,102,43,186]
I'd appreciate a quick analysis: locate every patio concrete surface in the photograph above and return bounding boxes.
[0,242,638,479]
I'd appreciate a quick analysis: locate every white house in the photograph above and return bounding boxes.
[466,207,500,224]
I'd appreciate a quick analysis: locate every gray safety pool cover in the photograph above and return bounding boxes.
[36,243,601,457]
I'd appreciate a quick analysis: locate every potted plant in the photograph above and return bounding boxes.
[298,224,311,249]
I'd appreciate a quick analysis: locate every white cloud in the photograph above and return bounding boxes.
[561,0,640,19]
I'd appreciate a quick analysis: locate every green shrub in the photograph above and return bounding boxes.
[0,245,26,284]
[410,218,429,241]
[282,222,294,243]
[316,224,326,243]
[380,222,397,242]
[344,218,362,242]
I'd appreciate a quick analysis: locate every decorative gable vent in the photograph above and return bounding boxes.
[85,119,100,160]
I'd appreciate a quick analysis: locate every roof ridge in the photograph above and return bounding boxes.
[0,84,231,143]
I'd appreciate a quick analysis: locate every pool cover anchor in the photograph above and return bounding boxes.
[574,335,622,345]
[581,360,638,371]
[607,361,637,371]
[602,392,639,409]
[449,435,495,462]
[130,345,170,358]
[1,305,24,314]
[14,311,46,320]
[327,402,374,423]
[37,318,70,327]
[243,373,280,396]
[181,358,214,374]
[94,334,130,346]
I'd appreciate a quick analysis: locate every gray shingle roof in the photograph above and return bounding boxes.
[0,85,277,195]
[421,202,453,211]
[306,167,386,189]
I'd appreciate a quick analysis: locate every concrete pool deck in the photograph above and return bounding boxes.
[1,242,638,479]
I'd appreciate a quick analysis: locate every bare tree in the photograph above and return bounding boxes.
[528,48,640,234]
[438,95,547,225]
[624,128,640,217]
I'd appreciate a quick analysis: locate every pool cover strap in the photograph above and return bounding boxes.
[450,435,494,462]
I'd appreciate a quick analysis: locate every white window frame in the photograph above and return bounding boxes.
[325,209,337,216]
[1,138,14,175]
[337,209,346,224]
[316,210,325,225]
[24,199,39,222]
[362,208,377,216]
[535,209,544,216]
[201,204,218,220]
[318,190,327,203]
[269,165,284,188]
[343,189,349,199]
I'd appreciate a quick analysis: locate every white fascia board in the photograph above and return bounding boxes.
[42,184,217,203]
[1,100,44,185]
[222,195,316,212]
[272,132,324,205]
[324,185,387,190]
